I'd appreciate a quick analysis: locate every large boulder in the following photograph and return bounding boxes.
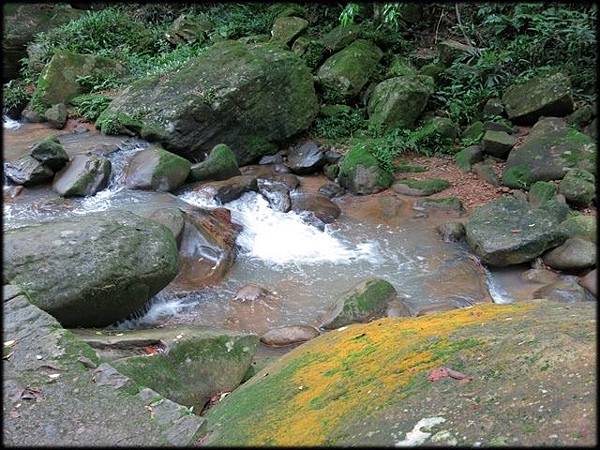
[125,145,191,192]
[270,16,308,46]
[465,197,568,266]
[558,169,596,207]
[30,135,69,171]
[320,24,359,52]
[52,154,111,197]
[202,301,596,446]
[502,73,574,124]
[323,278,397,329]
[74,326,258,411]
[481,130,516,158]
[97,41,318,165]
[316,39,383,102]
[189,143,241,182]
[559,214,596,242]
[542,237,596,271]
[338,146,393,195]
[4,155,54,186]
[3,211,179,327]
[502,117,596,188]
[367,74,435,130]
[44,102,68,129]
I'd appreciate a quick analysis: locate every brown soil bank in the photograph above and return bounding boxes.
[203,300,596,446]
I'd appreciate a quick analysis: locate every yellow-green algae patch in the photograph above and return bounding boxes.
[203,302,533,445]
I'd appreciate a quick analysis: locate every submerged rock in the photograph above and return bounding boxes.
[125,145,191,192]
[260,325,320,347]
[52,153,111,197]
[189,143,241,182]
[3,211,179,327]
[184,175,258,204]
[323,278,398,329]
[542,238,596,271]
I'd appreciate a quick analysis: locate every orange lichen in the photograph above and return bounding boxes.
[244,303,533,445]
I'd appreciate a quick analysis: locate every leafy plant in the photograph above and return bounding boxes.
[70,94,112,121]
[339,3,361,27]
[2,80,31,117]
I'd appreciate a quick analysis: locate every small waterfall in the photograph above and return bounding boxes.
[3,115,21,130]
[483,265,514,304]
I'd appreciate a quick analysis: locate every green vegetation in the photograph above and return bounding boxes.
[70,94,112,121]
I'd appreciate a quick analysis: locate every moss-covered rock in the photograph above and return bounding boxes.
[317,39,383,103]
[484,120,514,134]
[387,57,417,78]
[367,74,434,130]
[4,155,54,186]
[559,214,596,243]
[482,97,504,117]
[566,104,594,130]
[44,102,67,129]
[270,16,308,46]
[99,41,317,165]
[3,211,179,327]
[415,197,464,214]
[202,301,595,446]
[125,145,191,192]
[455,145,483,172]
[323,278,397,329]
[29,135,69,171]
[481,130,516,158]
[461,121,484,142]
[527,181,557,208]
[503,117,596,185]
[189,143,240,182]
[429,116,459,140]
[542,238,596,271]
[291,36,326,68]
[418,62,445,81]
[392,178,450,196]
[502,73,574,124]
[558,168,596,207]
[337,146,393,194]
[465,196,568,266]
[473,161,500,186]
[52,154,111,197]
[319,104,353,118]
[320,24,359,52]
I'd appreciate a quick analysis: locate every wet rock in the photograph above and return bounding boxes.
[74,326,258,411]
[455,145,483,172]
[52,153,111,197]
[45,103,67,129]
[318,182,345,199]
[286,141,325,174]
[257,179,292,212]
[503,118,595,188]
[392,178,450,196]
[260,325,320,347]
[3,211,179,327]
[534,276,595,303]
[367,74,435,130]
[579,269,597,297]
[291,193,341,224]
[542,238,596,271]
[465,196,568,266]
[125,145,191,192]
[502,73,574,124]
[185,175,258,204]
[189,143,240,182]
[5,155,54,186]
[520,268,559,284]
[234,284,271,302]
[144,207,186,245]
[559,214,596,243]
[3,184,24,201]
[270,16,308,46]
[436,222,466,242]
[98,41,317,165]
[481,130,516,158]
[558,169,595,207]
[317,39,383,102]
[259,153,284,165]
[29,135,69,171]
[323,278,397,329]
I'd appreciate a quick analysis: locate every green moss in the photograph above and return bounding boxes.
[338,145,393,189]
[96,110,143,135]
[528,181,557,207]
[559,214,596,242]
[417,197,464,212]
[502,164,533,189]
[395,178,450,195]
[462,121,484,143]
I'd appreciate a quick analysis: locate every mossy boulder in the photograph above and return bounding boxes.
[125,145,191,192]
[429,117,459,140]
[503,117,596,186]
[323,278,397,329]
[29,135,69,171]
[558,169,596,207]
[99,41,318,165]
[387,57,417,78]
[482,97,504,117]
[415,197,464,214]
[270,16,308,46]
[392,178,450,196]
[320,24,360,52]
[527,181,557,208]
[202,301,595,446]
[45,102,67,129]
[4,155,54,186]
[189,143,241,182]
[542,238,596,271]
[337,146,393,194]
[317,39,383,103]
[481,130,516,158]
[566,104,594,130]
[465,196,568,266]
[74,327,258,411]
[455,145,483,172]
[559,214,596,243]
[52,154,111,197]
[461,121,484,142]
[367,74,434,130]
[502,73,574,124]
[33,50,125,110]
[472,161,500,186]
[3,211,179,327]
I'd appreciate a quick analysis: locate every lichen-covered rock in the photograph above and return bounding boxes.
[338,146,393,194]
[285,141,325,174]
[202,301,595,446]
[270,16,308,46]
[4,155,54,186]
[559,214,596,243]
[45,102,67,129]
[437,39,478,65]
[503,117,596,188]
[320,24,359,52]
[527,181,557,208]
[33,50,125,109]
[317,39,383,102]
[558,169,596,207]
[3,211,179,327]
[455,145,483,172]
[392,178,450,196]
[481,130,516,158]
[502,73,574,124]
[52,154,111,197]
[125,145,191,192]
[189,143,241,182]
[260,325,320,347]
[465,196,568,266]
[30,135,69,171]
[323,278,397,329]
[542,237,596,271]
[367,74,434,130]
[74,327,258,411]
[461,121,484,142]
[98,41,318,165]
